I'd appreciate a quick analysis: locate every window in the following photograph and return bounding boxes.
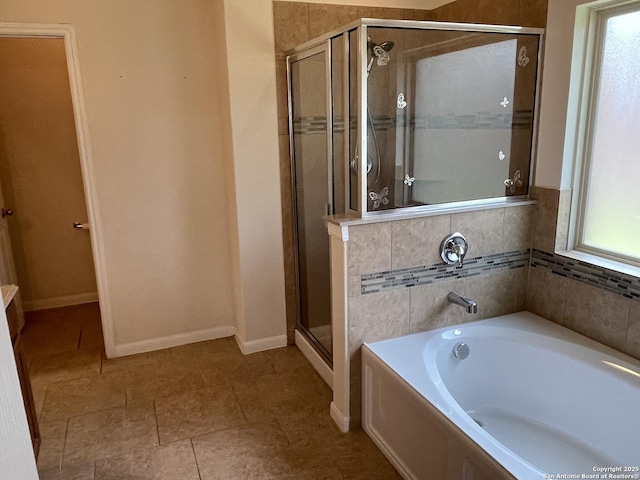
[572,2,640,268]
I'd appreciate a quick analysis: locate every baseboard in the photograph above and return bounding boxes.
[235,333,287,355]
[330,401,350,433]
[23,292,99,312]
[295,329,333,390]
[112,325,236,358]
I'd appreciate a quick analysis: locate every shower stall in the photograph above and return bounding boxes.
[287,19,543,365]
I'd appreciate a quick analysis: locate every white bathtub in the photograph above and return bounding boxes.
[362,311,640,480]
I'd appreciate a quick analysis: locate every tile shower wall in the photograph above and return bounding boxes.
[525,186,640,361]
[345,204,533,424]
[430,0,547,27]
[273,0,548,341]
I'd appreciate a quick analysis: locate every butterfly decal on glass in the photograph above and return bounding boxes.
[517,46,530,67]
[500,96,510,108]
[369,187,389,209]
[504,169,523,193]
[404,174,415,186]
[397,93,407,110]
[373,45,390,66]
[498,151,506,161]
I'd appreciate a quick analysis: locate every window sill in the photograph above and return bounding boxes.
[556,249,640,280]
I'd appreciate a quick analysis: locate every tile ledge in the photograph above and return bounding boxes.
[556,249,640,279]
[326,198,536,227]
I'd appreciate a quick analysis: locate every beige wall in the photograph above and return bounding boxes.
[534,0,586,189]
[220,0,287,347]
[0,37,97,309]
[0,1,238,353]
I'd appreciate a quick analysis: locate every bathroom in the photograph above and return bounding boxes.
[0,0,638,478]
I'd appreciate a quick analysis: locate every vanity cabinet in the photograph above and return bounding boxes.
[4,285,40,458]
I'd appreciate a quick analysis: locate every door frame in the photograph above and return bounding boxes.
[0,22,115,357]
[287,42,335,365]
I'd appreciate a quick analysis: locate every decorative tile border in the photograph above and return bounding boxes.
[293,110,534,135]
[531,249,640,302]
[360,249,530,295]
[359,248,640,300]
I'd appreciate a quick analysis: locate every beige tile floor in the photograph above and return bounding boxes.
[22,303,401,479]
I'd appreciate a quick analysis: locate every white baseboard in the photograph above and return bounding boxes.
[23,292,99,312]
[330,401,350,433]
[295,329,333,390]
[112,325,235,358]
[235,333,287,355]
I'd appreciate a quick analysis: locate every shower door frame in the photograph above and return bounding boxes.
[287,41,335,365]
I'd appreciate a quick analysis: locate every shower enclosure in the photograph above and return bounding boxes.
[287,19,543,364]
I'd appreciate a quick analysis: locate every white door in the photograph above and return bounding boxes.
[0,180,24,330]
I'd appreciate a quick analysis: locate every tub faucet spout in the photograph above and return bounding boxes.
[447,291,477,314]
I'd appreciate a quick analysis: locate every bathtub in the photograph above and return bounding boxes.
[362,311,640,480]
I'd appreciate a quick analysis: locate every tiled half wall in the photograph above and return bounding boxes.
[342,204,533,425]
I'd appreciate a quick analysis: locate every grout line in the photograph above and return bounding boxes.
[60,417,70,470]
[190,438,203,480]
[152,399,161,446]
[230,382,249,424]
[123,371,129,407]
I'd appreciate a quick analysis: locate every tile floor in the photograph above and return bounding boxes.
[22,303,401,479]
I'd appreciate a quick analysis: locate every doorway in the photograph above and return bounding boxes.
[0,36,97,313]
[0,23,112,356]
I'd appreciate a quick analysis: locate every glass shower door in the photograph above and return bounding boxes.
[289,45,333,362]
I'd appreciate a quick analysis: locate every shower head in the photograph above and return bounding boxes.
[376,41,395,52]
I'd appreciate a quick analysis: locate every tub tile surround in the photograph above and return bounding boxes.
[332,204,534,427]
[346,268,530,423]
[527,265,638,358]
[526,186,640,360]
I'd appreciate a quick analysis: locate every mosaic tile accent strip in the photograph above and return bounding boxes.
[292,110,534,135]
[531,249,640,302]
[361,249,530,295]
[293,115,392,135]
